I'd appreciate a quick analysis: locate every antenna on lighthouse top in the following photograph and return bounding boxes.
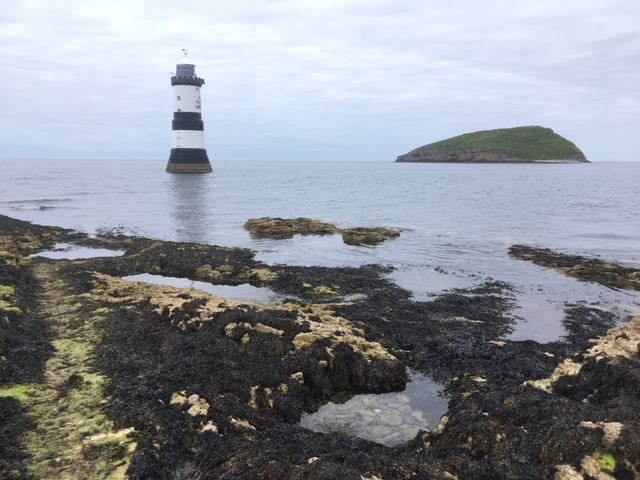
[182,48,188,57]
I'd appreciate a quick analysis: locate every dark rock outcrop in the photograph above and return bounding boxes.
[244,217,401,246]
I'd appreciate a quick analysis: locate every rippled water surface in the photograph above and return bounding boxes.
[2,159,640,340]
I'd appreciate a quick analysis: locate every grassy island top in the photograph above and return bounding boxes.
[399,126,587,162]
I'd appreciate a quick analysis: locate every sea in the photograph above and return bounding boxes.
[2,158,640,343]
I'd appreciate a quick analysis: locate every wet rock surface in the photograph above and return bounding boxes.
[341,227,401,246]
[244,217,340,239]
[510,244,640,291]
[244,217,401,246]
[1,214,640,479]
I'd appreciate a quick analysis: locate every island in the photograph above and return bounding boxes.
[396,126,589,163]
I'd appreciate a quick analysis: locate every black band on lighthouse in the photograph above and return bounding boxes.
[172,112,204,131]
[168,148,210,164]
[172,119,204,130]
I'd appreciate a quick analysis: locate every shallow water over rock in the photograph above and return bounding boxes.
[32,243,125,260]
[122,273,280,305]
[300,371,447,447]
[387,263,640,343]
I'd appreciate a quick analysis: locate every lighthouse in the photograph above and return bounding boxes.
[166,50,212,173]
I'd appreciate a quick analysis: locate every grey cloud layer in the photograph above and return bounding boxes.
[1,0,639,161]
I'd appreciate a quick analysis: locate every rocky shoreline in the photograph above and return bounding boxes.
[1,214,639,479]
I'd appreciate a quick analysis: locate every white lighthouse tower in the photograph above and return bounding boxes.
[166,50,212,173]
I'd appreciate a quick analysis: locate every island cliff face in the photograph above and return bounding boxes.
[396,126,589,163]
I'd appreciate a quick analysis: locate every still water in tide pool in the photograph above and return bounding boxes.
[122,273,280,305]
[2,158,640,342]
[300,372,447,447]
[30,243,125,260]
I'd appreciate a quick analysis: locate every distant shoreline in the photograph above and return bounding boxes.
[395,158,588,164]
[396,126,589,163]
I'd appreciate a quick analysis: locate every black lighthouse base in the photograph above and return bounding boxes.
[166,148,212,173]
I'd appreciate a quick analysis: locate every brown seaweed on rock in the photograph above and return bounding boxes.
[2,214,640,479]
[244,217,340,239]
[244,217,401,246]
[510,244,640,290]
[341,227,401,246]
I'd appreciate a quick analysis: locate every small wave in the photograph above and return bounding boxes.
[11,205,58,211]
[3,198,73,204]
[579,232,635,241]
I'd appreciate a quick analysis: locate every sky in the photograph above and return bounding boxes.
[1,1,639,162]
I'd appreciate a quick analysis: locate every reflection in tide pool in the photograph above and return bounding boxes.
[300,371,447,447]
[32,243,124,260]
[122,273,280,305]
[387,263,640,343]
[387,267,479,301]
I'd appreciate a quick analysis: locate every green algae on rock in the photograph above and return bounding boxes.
[396,126,589,163]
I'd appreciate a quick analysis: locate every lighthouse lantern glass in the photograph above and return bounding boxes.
[176,63,195,77]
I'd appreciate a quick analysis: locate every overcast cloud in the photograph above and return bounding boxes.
[1,0,639,161]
